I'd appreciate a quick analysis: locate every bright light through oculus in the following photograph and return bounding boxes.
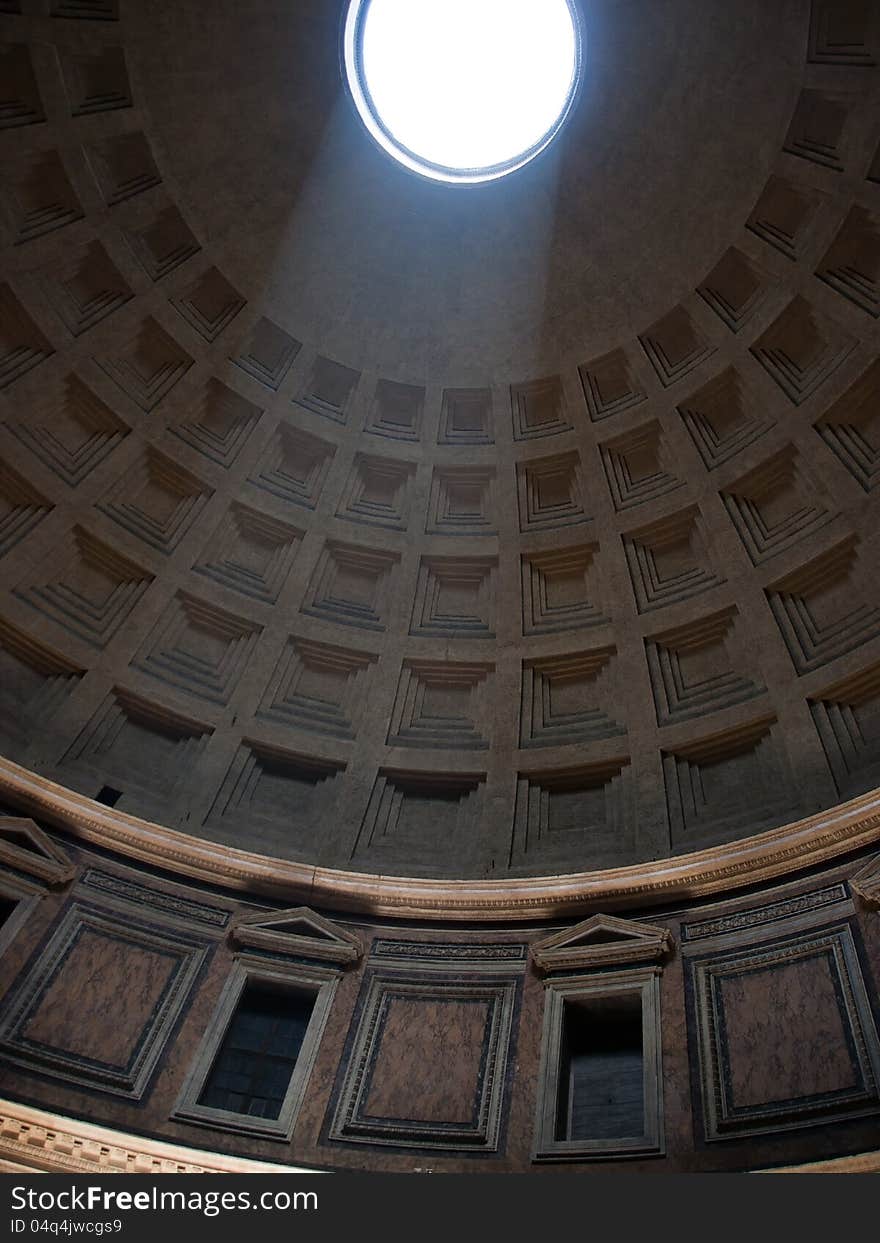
[343,0,581,184]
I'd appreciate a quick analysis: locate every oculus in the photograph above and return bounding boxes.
[343,0,582,184]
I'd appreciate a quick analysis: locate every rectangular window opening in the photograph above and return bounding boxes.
[556,992,645,1143]
[197,982,316,1122]
[95,786,123,807]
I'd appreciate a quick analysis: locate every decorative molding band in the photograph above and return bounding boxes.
[368,941,527,973]
[681,884,850,942]
[75,867,231,931]
[755,1150,880,1174]
[0,755,879,921]
[0,1099,318,1174]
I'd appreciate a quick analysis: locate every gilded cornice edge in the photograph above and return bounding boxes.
[754,1150,880,1174]
[1,755,879,922]
[0,1099,319,1175]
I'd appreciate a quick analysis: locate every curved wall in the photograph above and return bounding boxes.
[0,804,878,1173]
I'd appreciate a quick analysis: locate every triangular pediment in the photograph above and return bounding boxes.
[531,913,673,974]
[257,917,334,938]
[230,905,363,964]
[562,924,636,947]
[0,818,75,887]
[851,855,880,909]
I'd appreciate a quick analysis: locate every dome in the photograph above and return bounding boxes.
[2,0,879,885]
[1,0,880,1183]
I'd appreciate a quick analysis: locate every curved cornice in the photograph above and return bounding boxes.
[0,1099,317,1176]
[2,756,878,922]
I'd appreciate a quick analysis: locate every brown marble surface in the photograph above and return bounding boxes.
[721,957,857,1108]
[362,996,488,1125]
[22,929,176,1067]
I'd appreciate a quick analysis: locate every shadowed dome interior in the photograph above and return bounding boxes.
[0,0,879,882]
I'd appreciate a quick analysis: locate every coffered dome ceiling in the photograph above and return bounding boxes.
[0,0,879,882]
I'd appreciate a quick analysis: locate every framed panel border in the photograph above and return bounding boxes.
[0,902,210,1099]
[689,921,880,1142]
